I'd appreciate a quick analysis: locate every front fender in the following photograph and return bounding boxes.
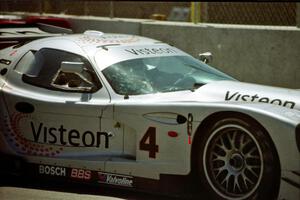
[192,102,300,171]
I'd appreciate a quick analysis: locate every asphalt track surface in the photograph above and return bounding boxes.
[0,173,181,200]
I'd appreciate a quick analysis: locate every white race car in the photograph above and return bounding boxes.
[0,31,299,200]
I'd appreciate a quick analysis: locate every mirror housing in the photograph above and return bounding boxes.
[60,61,85,73]
[51,61,95,92]
[199,52,213,64]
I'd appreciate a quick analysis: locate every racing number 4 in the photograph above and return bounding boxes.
[139,127,159,158]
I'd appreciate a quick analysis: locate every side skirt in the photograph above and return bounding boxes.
[23,162,199,198]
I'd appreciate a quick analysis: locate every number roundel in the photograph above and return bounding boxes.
[139,127,159,158]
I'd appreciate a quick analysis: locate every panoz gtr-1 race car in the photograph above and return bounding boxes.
[0,30,299,200]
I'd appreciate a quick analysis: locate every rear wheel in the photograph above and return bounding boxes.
[196,116,280,200]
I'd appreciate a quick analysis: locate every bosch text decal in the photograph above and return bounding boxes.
[39,165,66,177]
[225,91,296,109]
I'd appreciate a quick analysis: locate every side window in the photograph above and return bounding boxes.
[19,48,102,93]
[14,50,37,75]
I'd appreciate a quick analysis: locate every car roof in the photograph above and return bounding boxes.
[71,31,162,48]
[24,31,164,55]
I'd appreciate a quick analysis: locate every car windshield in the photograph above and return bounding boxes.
[102,55,235,95]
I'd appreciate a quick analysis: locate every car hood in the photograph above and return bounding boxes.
[131,80,300,110]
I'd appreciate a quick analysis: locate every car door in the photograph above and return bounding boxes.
[1,48,124,163]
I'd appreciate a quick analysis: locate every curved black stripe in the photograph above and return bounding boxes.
[282,177,300,189]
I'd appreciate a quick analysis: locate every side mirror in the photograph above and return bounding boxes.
[199,52,213,64]
[51,61,95,92]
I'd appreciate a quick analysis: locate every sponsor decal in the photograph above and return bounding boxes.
[2,113,63,156]
[78,35,139,45]
[2,113,110,157]
[70,168,91,180]
[125,47,177,56]
[98,172,134,187]
[31,122,109,148]
[9,50,17,56]
[29,163,137,187]
[39,165,66,177]
[225,91,296,109]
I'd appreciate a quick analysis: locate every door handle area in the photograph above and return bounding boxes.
[15,102,35,114]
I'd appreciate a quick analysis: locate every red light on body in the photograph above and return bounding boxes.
[168,131,178,137]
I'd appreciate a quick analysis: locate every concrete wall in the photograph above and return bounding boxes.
[68,16,141,35]
[141,22,300,89]
[297,3,300,28]
[66,15,300,89]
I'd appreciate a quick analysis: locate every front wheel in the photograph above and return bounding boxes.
[196,117,280,200]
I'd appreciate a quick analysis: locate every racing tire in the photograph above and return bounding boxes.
[196,116,280,200]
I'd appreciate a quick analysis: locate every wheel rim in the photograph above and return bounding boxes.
[203,124,264,199]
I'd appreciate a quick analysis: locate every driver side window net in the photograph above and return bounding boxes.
[19,48,102,93]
